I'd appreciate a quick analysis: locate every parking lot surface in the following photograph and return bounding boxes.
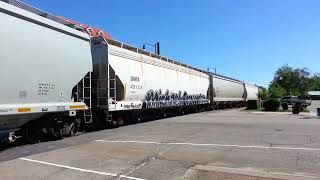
[1,109,320,180]
[309,100,320,116]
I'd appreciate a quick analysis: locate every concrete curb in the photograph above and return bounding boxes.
[184,165,320,180]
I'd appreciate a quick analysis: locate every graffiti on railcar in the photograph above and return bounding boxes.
[143,89,209,108]
[123,103,143,109]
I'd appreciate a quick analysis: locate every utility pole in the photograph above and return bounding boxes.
[143,42,160,55]
[207,67,217,74]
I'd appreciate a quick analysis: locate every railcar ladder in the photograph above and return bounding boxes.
[94,78,116,108]
[106,78,116,121]
[82,72,92,123]
[108,78,117,105]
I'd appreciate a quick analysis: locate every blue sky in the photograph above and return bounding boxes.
[23,0,320,87]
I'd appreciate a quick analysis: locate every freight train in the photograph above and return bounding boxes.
[0,0,259,144]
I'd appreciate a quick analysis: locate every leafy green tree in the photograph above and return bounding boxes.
[295,68,311,95]
[268,83,286,98]
[265,65,320,100]
[270,65,319,96]
[272,65,300,95]
[258,87,269,100]
[309,74,320,91]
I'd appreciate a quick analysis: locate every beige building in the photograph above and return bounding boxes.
[308,91,320,100]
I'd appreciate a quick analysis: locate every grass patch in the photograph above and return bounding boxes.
[302,108,310,112]
[277,109,292,112]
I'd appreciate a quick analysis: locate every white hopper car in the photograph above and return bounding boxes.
[0,1,92,142]
[0,0,259,143]
[245,83,259,101]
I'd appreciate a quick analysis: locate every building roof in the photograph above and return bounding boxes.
[308,91,320,96]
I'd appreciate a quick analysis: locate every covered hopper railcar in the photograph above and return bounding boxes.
[210,74,246,108]
[0,1,92,143]
[244,84,259,101]
[87,37,212,127]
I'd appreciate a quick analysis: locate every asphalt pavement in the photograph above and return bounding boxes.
[0,109,320,180]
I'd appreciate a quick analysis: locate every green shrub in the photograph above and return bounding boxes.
[246,100,258,110]
[264,99,280,111]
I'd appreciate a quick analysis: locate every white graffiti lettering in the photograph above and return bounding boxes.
[123,103,142,109]
[144,89,209,109]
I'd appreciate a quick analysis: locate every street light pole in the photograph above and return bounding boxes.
[143,42,160,55]
[207,67,217,74]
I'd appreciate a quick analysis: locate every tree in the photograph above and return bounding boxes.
[272,65,300,95]
[295,68,311,96]
[309,74,320,91]
[258,87,268,100]
[270,65,316,96]
[268,83,286,98]
[263,65,320,99]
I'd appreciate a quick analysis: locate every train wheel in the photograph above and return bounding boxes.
[163,113,167,118]
[136,116,142,123]
[112,117,125,127]
[117,117,125,126]
[66,118,81,137]
[56,128,63,139]
[67,124,75,137]
[23,126,40,144]
[47,127,62,140]
[130,111,143,124]
[132,114,142,124]
[66,122,77,137]
[111,120,117,128]
[0,143,7,151]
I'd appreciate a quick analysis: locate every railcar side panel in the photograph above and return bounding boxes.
[0,2,92,130]
[245,84,259,101]
[212,76,245,103]
[108,45,210,111]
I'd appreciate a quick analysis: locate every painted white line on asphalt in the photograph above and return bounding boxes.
[95,140,320,151]
[19,158,146,180]
[119,175,146,180]
[192,165,320,180]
